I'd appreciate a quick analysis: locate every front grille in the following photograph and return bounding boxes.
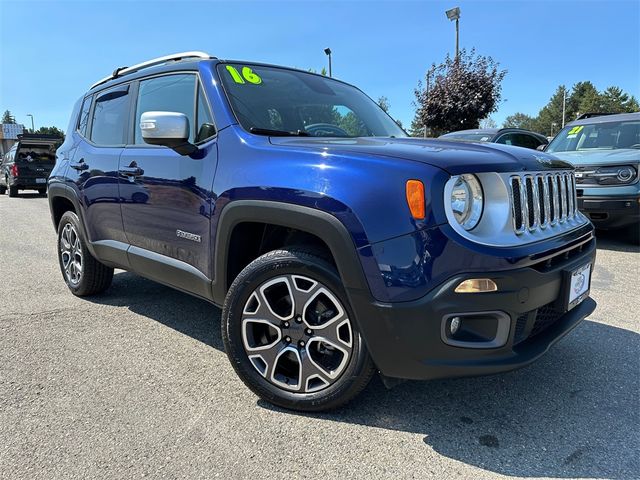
[509,171,578,235]
[513,302,566,346]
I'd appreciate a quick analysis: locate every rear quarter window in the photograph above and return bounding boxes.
[90,86,130,146]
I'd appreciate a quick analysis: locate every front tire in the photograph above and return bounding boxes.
[57,211,114,296]
[222,248,376,412]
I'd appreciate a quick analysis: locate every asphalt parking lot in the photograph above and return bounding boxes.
[0,192,638,480]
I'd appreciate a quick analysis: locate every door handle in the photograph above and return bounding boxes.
[70,158,88,171]
[119,166,144,177]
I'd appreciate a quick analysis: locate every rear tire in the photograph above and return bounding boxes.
[0,184,5,194]
[222,247,376,412]
[57,211,114,296]
[8,185,18,197]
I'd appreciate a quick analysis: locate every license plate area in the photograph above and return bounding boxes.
[564,263,591,311]
[36,178,47,184]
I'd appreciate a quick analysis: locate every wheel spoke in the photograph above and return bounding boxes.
[289,274,320,314]
[300,349,332,392]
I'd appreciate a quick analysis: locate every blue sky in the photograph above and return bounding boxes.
[1,0,638,131]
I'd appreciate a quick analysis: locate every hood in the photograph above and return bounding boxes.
[549,148,640,166]
[269,136,572,174]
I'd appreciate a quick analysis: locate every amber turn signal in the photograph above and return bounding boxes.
[454,278,498,293]
[406,180,426,220]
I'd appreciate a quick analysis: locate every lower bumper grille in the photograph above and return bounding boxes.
[513,302,566,346]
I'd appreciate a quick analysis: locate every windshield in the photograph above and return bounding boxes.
[547,119,640,153]
[217,63,406,138]
[16,143,57,163]
[440,132,494,142]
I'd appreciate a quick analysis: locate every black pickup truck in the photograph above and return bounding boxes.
[1,133,62,196]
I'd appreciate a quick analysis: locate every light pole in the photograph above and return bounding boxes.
[324,48,332,77]
[445,7,461,59]
[561,87,567,128]
[27,114,34,132]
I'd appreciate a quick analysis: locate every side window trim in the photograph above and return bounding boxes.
[195,79,217,144]
[76,95,94,138]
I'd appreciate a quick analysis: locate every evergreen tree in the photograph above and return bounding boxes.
[600,86,640,113]
[2,110,16,124]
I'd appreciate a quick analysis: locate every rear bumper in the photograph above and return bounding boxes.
[577,194,640,229]
[9,177,48,189]
[350,237,597,380]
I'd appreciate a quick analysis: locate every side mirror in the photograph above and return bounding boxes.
[140,111,197,155]
[536,144,547,152]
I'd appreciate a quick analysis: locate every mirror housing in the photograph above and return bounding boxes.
[140,111,197,155]
[536,144,547,152]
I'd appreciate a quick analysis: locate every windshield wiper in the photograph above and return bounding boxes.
[249,127,310,137]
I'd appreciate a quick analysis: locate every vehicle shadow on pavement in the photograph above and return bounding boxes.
[260,321,639,479]
[86,271,225,351]
[595,229,640,253]
[88,273,638,478]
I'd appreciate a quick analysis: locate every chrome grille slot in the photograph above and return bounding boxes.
[556,174,564,221]
[525,176,537,230]
[548,175,556,224]
[537,176,547,227]
[509,170,578,236]
[511,177,524,233]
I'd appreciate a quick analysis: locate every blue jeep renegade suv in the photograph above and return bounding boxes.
[49,52,597,411]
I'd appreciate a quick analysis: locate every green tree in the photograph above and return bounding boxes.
[2,110,16,124]
[600,86,639,113]
[377,96,390,113]
[568,81,601,118]
[503,112,536,130]
[414,49,507,136]
[34,126,64,137]
[533,85,568,136]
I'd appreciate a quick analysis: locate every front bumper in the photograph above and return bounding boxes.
[350,236,597,380]
[577,194,640,229]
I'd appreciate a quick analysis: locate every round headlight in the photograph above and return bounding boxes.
[617,167,634,182]
[450,174,483,230]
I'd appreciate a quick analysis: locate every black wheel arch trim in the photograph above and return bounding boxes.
[47,183,101,259]
[211,200,372,305]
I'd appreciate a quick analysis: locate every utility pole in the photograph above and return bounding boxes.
[27,114,35,132]
[561,87,566,128]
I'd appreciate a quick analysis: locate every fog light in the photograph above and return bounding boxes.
[450,316,461,335]
[455,278,498,293]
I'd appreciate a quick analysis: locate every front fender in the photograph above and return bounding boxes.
[211,199,375,305]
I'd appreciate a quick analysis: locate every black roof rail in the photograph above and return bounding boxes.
[575,112,617,120]
[90,51,215,89]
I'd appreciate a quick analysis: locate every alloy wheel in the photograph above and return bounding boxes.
[241,274,353,393]
[60,223,83,285]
